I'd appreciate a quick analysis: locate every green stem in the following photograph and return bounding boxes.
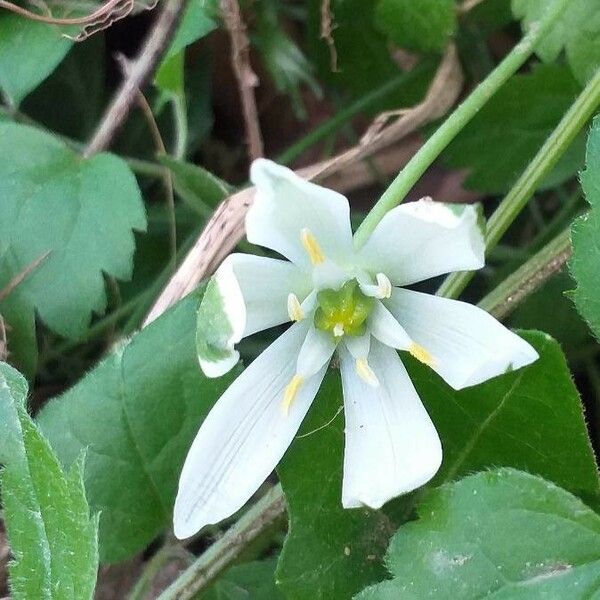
[477,227,571,320]
[157,486,286,600]
[276,62,433,165]
[353,0,573,247]
[437,65,600,299]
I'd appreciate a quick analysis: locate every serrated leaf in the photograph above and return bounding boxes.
[0,122,146,348]
[206,559,285,600]
[443,64,584,194]
[374,0,456,54]
[0,14,72,106]
[569,115,600,339]
[356,469,600,599]
[37,291,238,563]
[0,362,98,600]
[512,0,600,84]
[276,331,599,599]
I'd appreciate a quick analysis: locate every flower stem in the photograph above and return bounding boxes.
[437,65,600,299]
[477,227,572,320]
[353,0,572,248]
[156,486,286,600]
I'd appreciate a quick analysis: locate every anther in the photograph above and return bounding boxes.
[287,293,304,322]
[376,273,392,299]
[355,358,379,387]
[333,323,345,337]
[282,375,304,414]
[300,228,325,265]
[409,343,435,367]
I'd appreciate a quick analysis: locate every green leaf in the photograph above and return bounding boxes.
[512,0,600,84]
[155,0,217,117]
[374,0,456,54]
[356,469,600,599]
[0,122,146,343]
[205,559,285,600]
[569,115,600,339]
[37,291,238,563]
[277,331,598,599]
[443,64,584,194]
[158,154,232,215]
[0,14,71,106]
[0,362,98,600]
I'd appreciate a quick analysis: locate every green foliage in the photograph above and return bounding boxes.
[356,469,600,599]
[0,15,71,106]
[277,332,598,599]
[159,154,232,215]
[37,292,238,563]
[513,0,600,84]
[0,122,146,359]
[570,115,600,339]
[155,0,217,96]
[444,65,585,194]
[0,362,98,600]
[374,0,456,54]
[205,559,285,599]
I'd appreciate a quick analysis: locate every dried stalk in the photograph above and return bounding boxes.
[83,0,188,157]
[143,46,463,325]
[219,0,264,161]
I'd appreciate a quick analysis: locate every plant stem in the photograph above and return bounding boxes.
[437,65,600,299]
[477,227,572,320]
[353,0,572,248]
[157,486,286,600]
[276,62,433,165]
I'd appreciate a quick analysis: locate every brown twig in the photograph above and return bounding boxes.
[320,0,338,72]
[83,0,188,157]
[219,0,264,161]
[143,46,463,326]
[116,52,178,272]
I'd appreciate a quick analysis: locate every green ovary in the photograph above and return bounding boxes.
[314,280,374,337]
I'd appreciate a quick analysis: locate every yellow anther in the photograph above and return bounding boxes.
[300,228,325,265]
[282,375,304,414]
[355,358,380,387]
[376,273,392,299]
[287,293,304,322]
[409,343,435,367]
[333,323,345,338]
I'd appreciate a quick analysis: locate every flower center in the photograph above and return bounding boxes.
[314,279,374,338]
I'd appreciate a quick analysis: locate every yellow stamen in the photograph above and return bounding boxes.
[376,273,392,299]
[300,228,325,265]
[333,323,345,337]
[355,358,379,387]
[409,342,435,367]
[282,375,304,414]
[287,293,304,322]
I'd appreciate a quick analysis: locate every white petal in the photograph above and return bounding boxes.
[175,322,326,539]
[197,253,311,378]
[358,198,485,286]
[248,159,353,269]
[340,342,442,509]
[296,326,337,378]
[343,332,370,360]
[385,288,539,390]
[368,300,412,350]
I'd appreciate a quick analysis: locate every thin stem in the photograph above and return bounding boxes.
[477,227,572,320]
[135,91,177,271]
[438,65,600,299]
[84,0,188,157]
[157,486,286,600]
[353,0,572,247]
[172,95,188,160]
[276,62,432,165]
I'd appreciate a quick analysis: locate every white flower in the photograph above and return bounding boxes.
[173,159,538,539]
